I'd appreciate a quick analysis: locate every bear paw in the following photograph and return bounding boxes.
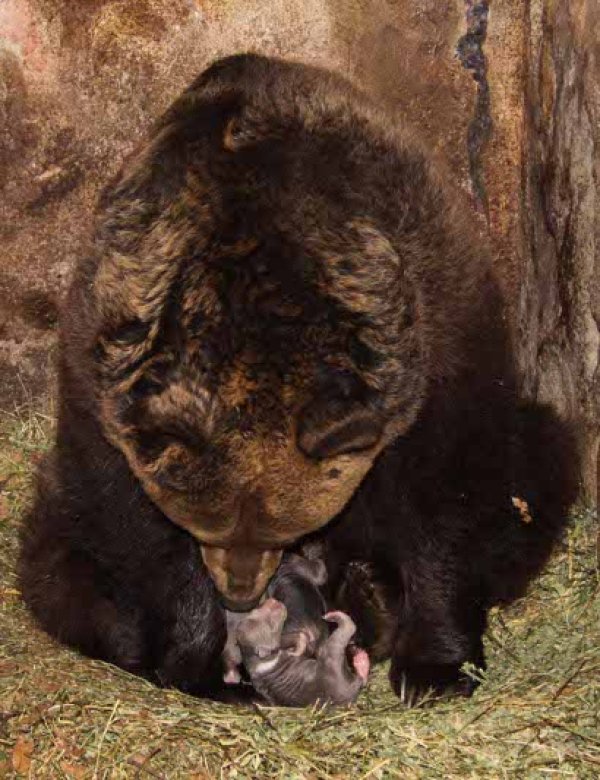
[390,661,480,707]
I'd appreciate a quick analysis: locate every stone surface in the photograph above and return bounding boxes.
[518,0,599,502]
[0,0,598,499]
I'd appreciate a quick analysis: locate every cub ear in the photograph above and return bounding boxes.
[297,397,384,460]
[302,558,328,587]
[284,554,328,586]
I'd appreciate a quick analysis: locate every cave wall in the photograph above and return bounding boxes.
[0,1,598,501]
[518,0,599,504]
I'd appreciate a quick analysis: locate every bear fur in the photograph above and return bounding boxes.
[18,54,579,701]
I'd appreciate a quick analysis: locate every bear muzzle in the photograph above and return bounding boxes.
[201,545,283,611]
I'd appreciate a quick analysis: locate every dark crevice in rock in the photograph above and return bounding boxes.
[456,1,491,218]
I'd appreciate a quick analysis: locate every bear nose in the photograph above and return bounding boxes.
[221,570,266,611]
[221,594,262,612]
[200,545,283,609]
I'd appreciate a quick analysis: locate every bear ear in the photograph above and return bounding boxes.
[297,397,384,460]
[223,114,256,151]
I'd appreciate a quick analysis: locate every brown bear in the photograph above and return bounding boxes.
[18,54,578,702]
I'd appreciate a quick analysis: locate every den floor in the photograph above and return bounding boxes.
[0,409,598,779]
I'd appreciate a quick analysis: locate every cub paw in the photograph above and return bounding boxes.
[350,647,370,682]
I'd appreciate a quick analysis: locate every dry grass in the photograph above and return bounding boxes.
[0,408,598,779]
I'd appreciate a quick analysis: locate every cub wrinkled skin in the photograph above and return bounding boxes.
[19,54,578,701]
[222,555,368,707]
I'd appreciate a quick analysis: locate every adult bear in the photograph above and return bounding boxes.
[19,54,578,702]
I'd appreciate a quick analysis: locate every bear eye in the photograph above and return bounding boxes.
[135,430,180,463]
[297,399,383,460]
[135,424,207,463]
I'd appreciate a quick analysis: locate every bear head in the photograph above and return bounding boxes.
[90,54,446,609]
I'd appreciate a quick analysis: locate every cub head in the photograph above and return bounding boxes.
[236,598,288,661]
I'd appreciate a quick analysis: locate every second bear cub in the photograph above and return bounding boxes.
[223,554,369,706]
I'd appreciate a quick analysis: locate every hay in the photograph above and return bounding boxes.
[1,408,598,779]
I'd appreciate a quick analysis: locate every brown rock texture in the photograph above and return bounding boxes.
[0,1,598,500]
[519,0,599,503]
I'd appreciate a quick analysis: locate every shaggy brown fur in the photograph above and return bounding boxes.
[19,54,579,701]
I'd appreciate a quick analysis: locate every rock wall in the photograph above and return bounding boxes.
[1,1,598,501]
[519,0,599,504]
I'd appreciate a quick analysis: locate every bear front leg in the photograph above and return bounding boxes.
[389,551,486,706]
[151,560,227,695]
